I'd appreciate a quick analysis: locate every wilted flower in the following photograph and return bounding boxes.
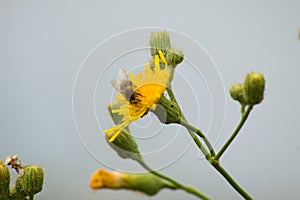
[90,168,175,195]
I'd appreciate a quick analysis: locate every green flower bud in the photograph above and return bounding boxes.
[90,168,175,196]
[150,31,171,56]
[230,83,245,105]
[122,172,171,195]
[0,160,10,200]
[107,103,142,162]
[152,96,182,124]
[9,187,26,200]
[166,48,184,67]
[16,166,44,198]
[244,72,265,105]
[15,175,27,199]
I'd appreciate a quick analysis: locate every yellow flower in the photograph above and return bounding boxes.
[90,168,173,195]
[104,50,170,142]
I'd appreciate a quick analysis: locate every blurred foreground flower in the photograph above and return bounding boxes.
[0,160,10,199]
[1,155,44,200]
[90,168,175,195]
[15,166,44,199]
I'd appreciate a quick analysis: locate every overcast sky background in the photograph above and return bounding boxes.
[1,1,300,200]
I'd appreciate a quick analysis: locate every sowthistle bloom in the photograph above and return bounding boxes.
[104,50,170,142]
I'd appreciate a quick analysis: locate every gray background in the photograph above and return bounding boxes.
[1,1,300,199]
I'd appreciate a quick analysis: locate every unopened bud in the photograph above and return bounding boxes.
[90,168,174,196]
[16,166,44,198]
[150,31,171,56]
[230,83,245,105]
[107,103,142,162]
[244,72,265,105]
[167,49,184,67]
[9,187,27,200]
[0,160,10,199]
[152,96,182,124]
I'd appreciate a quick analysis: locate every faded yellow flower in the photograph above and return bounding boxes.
[90,168,123,189]
[90,168,173,195]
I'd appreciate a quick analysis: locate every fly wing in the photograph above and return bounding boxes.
[111,79,119,91]
[118,68,129,81]
[110,69,129,92]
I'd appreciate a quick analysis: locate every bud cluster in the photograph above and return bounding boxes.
[230,72,265,107]
[0,156,44,200]
[150,31,184,68]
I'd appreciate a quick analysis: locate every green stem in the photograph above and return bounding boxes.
[167,87,214,158]
[179,119,216,157]
[186,125,211,160]
[138,159,210,200]
[167,87,177,103]
[215,105,253,160]
[167,86,252,199]
[166,67,176,102]
[211,161,253,200]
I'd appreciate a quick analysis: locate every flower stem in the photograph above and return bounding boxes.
[215,105,253,160]
[186,126,211,160]
[138,159,210,200]
[167,87,177,103]
[211,161,253,200]
[167,87,214,158]
[167,87,253,199]
[179,107,253,199]
[179,119,216,157]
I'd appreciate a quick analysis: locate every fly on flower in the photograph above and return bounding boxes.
[104,50,170,142]
[111,69,140,105]
[111,69,134,101]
